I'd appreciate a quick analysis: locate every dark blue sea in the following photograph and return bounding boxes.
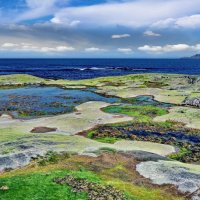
[0,58,199,80]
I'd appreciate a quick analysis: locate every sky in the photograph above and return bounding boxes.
[0,0,200,58]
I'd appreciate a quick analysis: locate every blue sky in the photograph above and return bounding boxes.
[0,0,200,58]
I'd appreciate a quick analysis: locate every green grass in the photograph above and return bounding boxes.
[0,168,140,200]
[0,74,44,85]
[0,128,27,142]
[87,130,96,139]
[95,137,121,144]
[38,151,70,166]
[102,105,168,122]
[0,170,101,200]
[168,147,191,161]
[0,158,183,200]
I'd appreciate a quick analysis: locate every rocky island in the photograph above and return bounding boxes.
[191,54,200,59]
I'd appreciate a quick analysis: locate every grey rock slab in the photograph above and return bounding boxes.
[136,160,200,199]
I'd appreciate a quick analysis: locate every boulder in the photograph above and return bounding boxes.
[30,127,57,133]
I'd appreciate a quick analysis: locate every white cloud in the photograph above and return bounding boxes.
[152,14,200,29]
[138,45,163,53]
[138,44,200,53]
[85,47,106,52]
[176,15,200,28]
[144,30,160,37]
[111,34,130,39]
[0,42,75,53]
[40,46,75,52]
[16,0,59,22]
[51,17,80,27]
[117,48,133,54]
[1,43,19,48]
[49,0,200,28]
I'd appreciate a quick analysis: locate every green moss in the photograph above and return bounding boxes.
[0,128,27,142]
[99,147,117,153]
[0,74,44,85]
[168,147,191,161]
[103,105,168,122]
[87,130,96,138]
[0,159,183,200]
[95,137,121,144]
[0,169,106,200]
[155,121,176,128]
[38,151,71,166]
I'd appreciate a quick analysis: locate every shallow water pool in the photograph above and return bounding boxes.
[0,86,120,118]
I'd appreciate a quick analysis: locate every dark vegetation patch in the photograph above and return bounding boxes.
[144,81,169,88]
[37,151,71,166]
[82,122,200,163]
[55,175,127,200]
[95,95,200,163]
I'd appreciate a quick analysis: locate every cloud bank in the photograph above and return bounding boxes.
[0,0,200,57]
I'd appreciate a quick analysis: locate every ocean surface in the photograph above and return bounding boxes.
[0,58,199,80]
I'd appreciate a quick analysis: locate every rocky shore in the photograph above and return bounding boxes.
[83,123,200,163]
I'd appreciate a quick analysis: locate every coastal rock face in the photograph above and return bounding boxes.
[184,97,200,108]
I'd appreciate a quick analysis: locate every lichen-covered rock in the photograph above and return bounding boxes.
[136,160,200,199]
[0,150,46,172]
[184,97,200,108]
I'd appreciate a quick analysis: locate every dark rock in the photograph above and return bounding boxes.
[30,127,57,133]
[190,54,200,59]
[55,175,127,200]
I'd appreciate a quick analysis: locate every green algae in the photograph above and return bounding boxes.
[102,105,168,122]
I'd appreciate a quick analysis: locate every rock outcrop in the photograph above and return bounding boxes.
[184,97,200,108]
[31,127,57,133]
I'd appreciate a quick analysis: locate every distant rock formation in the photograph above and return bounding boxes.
[182,54,200,59]
[190,54,200,59]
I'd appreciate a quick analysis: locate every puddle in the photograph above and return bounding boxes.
[0,86,120,118]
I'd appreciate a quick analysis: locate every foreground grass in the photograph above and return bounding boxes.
[0,170,99,200]
[0,155,183,200]
[0,169,137,200]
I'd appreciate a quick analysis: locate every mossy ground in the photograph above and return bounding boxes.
[0,153,183,200]
[0,170,99,200]
[102,105,168,123]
